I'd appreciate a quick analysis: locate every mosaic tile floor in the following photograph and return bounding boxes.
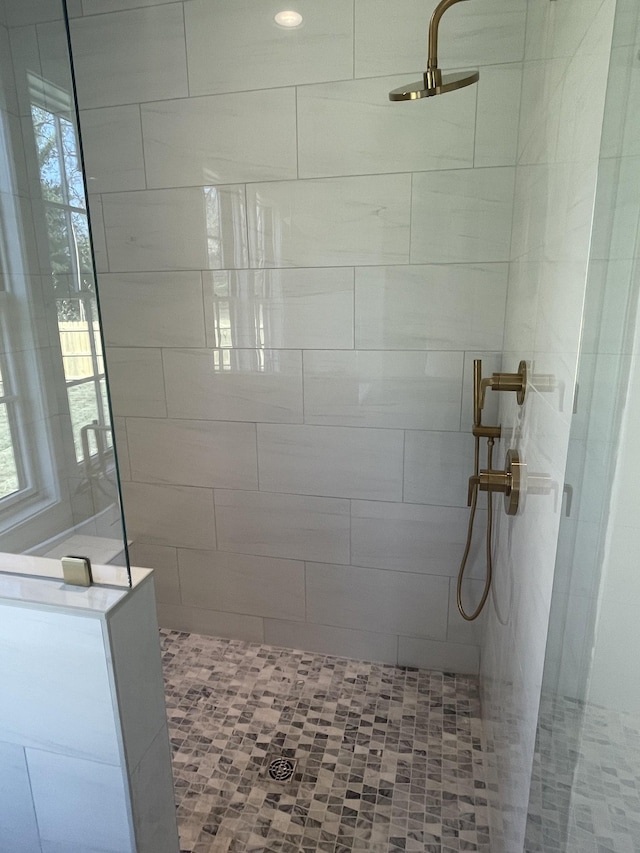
[161,629,490,853]
[525,693,640,853]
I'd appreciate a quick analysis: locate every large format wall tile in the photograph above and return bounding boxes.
[156,603,264,643]
[102,186,248,272]
[303,350,464,429]
[162,348,303,423]
[354,0,527,77]
[305,562,449,639]
[411,167,516,263]
[121,482,215,550]
[404,431,475,507]
[178,549,305,621]
[0,742,44,853]
[184,0,354,96]
[106,348,167,418]
[257,423,404,501]
[79,105,145,193]
[351,500,482,576]
[0,607,120,765]
[474,63,523,167]
[355,264,507,351]
[247,175,412,267]
[215,490,350,564]
[397,636,479,674]
[141,89,297,187]
[297,75,476,178]
[26,750,130,853]
[203,268,354,350]
[99,272,206,348]
[70,5,188,108]
[126,418,258,490]
[263,620,398,664]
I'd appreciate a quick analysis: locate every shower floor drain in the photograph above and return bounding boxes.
[267,757,297,782]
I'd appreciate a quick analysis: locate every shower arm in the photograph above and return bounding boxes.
[427,0,470,82]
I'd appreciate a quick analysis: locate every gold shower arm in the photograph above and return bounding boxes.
[428,0,471,74]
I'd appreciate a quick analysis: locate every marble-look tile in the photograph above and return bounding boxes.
[351,499,485,577]
[128,543,180,605]
[297,74,476,178]
[178,549,305,621]
[102,185,248,272]
[127,417,258,490]
[404,430,476,507]
[475,63,523,167]
[355,263,508,350]
[6,0,63,25]
[398,636,480,674]
[355,0,527,77]
[162,629,489,852]
[0,605,120,764]
[184,0,353,96]
[257,423,404,501]
[108,578,168,771]
[156,603,264,642]
[411,167,516,263]
[142,89,297,187]
[82,0,181,12]
[215,489,350,564]
[99,272,206,348]
[129,725,179,853]
[263,619,398,664]
[79,105,145,193]
[203,268,354,350]
[121,481,215,550]
[106,347,167,418]
[26,749,132,853]
[162,347,303,423]
[303,350,464,429]
[247,174,411,267]
[0,742,40,853]
[306,562,449,639]
[69,5,188,108]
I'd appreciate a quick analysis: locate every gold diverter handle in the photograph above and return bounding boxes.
[478,449,523,517]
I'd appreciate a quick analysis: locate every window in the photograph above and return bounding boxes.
[31,103,111,464]
[0,354,22,500]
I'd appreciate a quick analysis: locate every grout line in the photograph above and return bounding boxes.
[137,103,149,190]
[294,86,299,180]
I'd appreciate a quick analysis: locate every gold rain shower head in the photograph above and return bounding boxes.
[389,0,479,101]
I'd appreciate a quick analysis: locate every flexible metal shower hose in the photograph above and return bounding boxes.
[457,435,495,622]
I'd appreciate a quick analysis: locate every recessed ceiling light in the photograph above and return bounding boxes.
[274,10,303,28]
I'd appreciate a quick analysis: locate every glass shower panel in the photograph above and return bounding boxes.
[525,1,640,849]
[0,0,130,583]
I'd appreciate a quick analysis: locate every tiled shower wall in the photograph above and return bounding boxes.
[67,0,527,671]
[480,0,618,850]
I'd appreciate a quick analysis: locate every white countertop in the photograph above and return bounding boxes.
[0,553,152,614]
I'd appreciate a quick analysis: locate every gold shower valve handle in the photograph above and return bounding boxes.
[479,360,528,410]
[478,449,523,516]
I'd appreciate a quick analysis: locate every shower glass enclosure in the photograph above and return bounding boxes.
[524,0,640,849]
[0,0,130,583]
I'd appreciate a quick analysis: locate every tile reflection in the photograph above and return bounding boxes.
[204,268,353,350]
[204,185,248,270]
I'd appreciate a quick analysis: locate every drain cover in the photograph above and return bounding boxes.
[267,757,297,782]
